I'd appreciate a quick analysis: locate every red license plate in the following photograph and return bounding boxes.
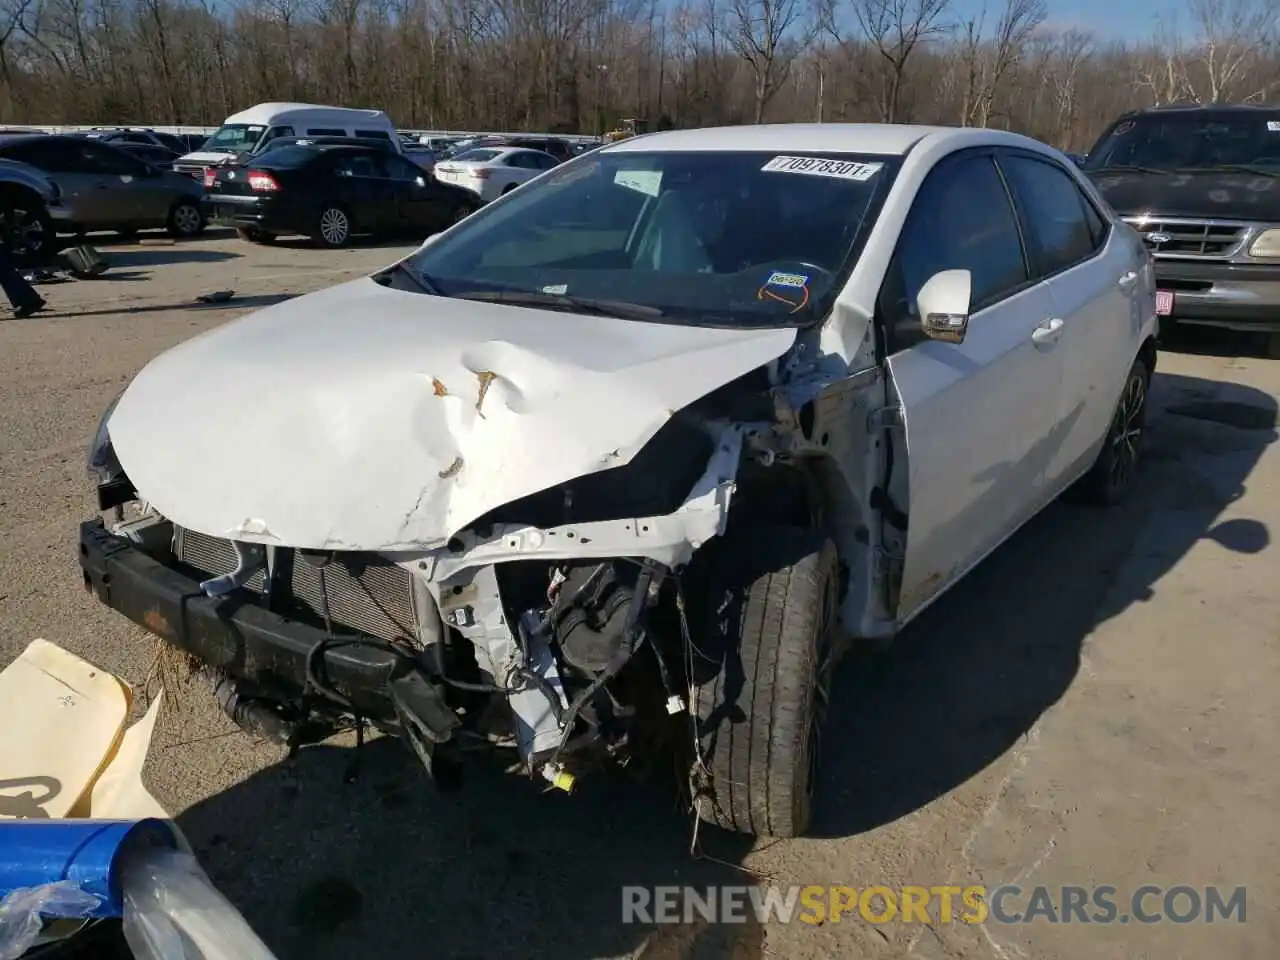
[1155,290,1174,316]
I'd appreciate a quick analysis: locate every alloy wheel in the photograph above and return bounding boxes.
[1107,371,1147,494]
[172,203,202,236]
[320,208,350,246]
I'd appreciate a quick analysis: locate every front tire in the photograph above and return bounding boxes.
[166,199,205,239]
[1077,357,1150,506]
[313,205,352,248]
[689,526,839,838]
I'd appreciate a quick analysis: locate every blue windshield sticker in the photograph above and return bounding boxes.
[762,155,882,181]
[766,271,809,288]
[758,271,811,313]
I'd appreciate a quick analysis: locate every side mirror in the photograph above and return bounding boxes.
[916,269,972,344]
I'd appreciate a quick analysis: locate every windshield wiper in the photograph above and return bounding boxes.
[1091,164,1167,175]
[374,261,441,295]
[449,289,665,321]
[1174,165,1280,177]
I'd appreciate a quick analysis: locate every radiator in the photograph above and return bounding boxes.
[175,528,418,642]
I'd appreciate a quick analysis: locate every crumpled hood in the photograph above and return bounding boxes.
[1087,170,1280,220]
[108,278,797,550]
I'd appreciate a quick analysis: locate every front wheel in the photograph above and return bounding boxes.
[166,200,205,239]
[13,207,55,265]
[313,206,351,248]
[1076,357,1150,506]
[688,526,839,838]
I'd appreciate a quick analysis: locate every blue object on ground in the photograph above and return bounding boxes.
[0,819,176,918]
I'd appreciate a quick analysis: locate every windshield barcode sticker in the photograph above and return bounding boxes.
[1268,121,1280,132]
[762,156,883,181]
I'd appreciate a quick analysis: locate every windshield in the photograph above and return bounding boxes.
[406,148,893,327]
[1084,113,1280,171]
[204,124,266,153]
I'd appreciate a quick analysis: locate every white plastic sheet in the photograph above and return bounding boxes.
[121,847,277,960]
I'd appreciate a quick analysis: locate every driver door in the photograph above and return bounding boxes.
[882,150,1066,623]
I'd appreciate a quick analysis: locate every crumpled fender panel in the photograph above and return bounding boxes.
[108,277,797,551]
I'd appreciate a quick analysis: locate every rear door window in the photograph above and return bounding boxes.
[355,129,391,141]
[307,128,346,137]
[999,154,1102,278]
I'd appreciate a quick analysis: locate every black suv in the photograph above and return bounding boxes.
[1082,104,1280,331]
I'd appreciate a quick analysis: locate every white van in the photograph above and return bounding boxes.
[172,102,401,178]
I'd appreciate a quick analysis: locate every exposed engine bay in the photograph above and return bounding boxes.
[87,341,898,799]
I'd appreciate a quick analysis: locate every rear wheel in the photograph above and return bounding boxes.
[166,199,205,238]
[1076,357,1150,506]
[452,202,477,224]
[313,205,352,248]
[688,526,839,838]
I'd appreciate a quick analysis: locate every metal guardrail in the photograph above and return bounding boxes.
[0,124,601,143]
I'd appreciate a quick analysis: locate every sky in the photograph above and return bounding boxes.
[947,0,1173,42]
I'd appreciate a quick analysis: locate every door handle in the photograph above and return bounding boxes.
[1117,270,1138,289]
[1031,317,1065,346]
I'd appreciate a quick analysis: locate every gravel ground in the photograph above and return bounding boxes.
[2,233,1276,959]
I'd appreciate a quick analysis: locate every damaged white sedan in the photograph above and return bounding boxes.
[80,123,1157,838]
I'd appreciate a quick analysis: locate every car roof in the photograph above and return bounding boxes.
[224,102,390,126]
[601,123,1040,156]
[0,133,57,148]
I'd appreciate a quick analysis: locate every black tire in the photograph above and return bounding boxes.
[313,205,352,248]
[688,526,839,838]
[452,202,478,224]
[7,205,55,266]
[166,199,205,238]
[235,226,275,244]
[1076,357,1150,506]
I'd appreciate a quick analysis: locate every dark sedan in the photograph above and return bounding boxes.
[203,143,480,247]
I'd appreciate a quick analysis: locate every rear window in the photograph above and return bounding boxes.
[252,145,319,168]
[306,127,346,137]
[1084,112,1280,171]
[452,148,503,163]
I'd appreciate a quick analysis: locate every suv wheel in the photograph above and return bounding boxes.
[166,200,205,238]
[688,526,839,838]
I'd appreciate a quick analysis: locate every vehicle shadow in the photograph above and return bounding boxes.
[1159,323,1275,359]
[39,293,294,321]
[175,738,760,960]
[95,248,241,268]
[267,235,427,251]
[812,368,1276,837]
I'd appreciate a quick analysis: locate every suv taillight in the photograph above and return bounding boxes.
[247,170,279,192]
[202,167,215,188]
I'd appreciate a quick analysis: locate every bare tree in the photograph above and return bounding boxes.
[957,0,1046,127]
[728,0,815,122]
[1188,0,1278,102]
[834,0,952,122]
